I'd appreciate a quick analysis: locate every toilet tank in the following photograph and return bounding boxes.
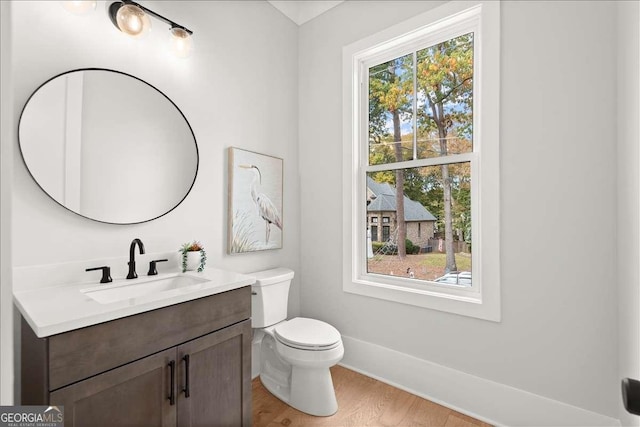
[250,267,294,328]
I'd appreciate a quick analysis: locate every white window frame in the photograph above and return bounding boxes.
[342,1,501,321]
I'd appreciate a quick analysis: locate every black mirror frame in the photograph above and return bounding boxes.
[17,67,199,225]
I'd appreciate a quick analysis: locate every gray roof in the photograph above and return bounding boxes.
[367,176,437,222]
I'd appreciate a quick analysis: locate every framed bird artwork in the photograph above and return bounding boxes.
[228,147,284,253]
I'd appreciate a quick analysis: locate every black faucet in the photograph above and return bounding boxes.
[127,238,146,279]
[86,266,112,284]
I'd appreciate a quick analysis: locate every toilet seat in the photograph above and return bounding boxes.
[274,317,341,351]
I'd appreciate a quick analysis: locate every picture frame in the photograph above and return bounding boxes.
[228,147,284,253]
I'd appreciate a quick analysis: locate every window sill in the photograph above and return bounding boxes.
[343,276,500,322]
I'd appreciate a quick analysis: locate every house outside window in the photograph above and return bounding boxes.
[342,1,501,321]
[367,177,435,248]
[372,217,378,223]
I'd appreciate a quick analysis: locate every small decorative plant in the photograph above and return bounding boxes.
[180,241,207,273]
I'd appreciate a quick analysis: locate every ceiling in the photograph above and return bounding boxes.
[267,1,345,25]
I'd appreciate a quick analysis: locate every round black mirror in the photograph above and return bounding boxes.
[18,68,198,224]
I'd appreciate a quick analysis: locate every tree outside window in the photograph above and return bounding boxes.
[367,33,473,281]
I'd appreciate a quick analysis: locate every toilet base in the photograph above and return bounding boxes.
[289,365,338,416]
[258,332,342,417]
[260,366,338,417]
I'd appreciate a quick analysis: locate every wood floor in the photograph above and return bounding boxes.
[252,365,492,427]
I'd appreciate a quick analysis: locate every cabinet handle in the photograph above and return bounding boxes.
[182,354,190,398]
[168,360,176,405]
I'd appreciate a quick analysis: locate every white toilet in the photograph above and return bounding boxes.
[250,267,344,416]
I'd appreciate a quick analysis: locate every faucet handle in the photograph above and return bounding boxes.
[86,266,112,284]
[148,259,169,276]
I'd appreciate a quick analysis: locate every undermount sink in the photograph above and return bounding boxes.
[81,273,210,305]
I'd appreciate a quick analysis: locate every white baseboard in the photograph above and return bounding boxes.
[339,335,620,427]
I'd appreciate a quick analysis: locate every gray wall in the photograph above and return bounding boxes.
[617,1,640,425]
[1,0,14,405]
[299,0,621,418]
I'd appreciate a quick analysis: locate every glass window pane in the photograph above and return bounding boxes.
[416,33,473,159]
[366,162,472,286]
[368,53,414,165]
[370,225,378,241]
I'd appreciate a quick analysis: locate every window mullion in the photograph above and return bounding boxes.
[365,152,475,173]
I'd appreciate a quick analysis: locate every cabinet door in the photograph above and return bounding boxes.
[177,319,251,427]
[50,348,178,427]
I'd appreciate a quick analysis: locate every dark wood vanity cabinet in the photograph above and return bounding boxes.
[50,347,177,427]
[21,286,252,427]
[176,321,250,427]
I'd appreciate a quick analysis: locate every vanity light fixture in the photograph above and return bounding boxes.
[108,0,194,57]
[111,1,151,38]
[169,27,193,58]
[61,1,97,15]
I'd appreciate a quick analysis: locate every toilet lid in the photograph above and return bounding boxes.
[274,317,341,351]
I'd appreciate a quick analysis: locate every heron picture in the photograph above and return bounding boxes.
[228,147,283,253]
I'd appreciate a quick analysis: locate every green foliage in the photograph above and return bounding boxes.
[402,168,430,205]
[405,239,416,254]
[368,58,414,169]
[416,33,474,141]
[405,164,470,240]
[452,184,471,243]
[179,241,207,273]
[372,241,385,252]
[369,144,397,171]
[181,241,204,252]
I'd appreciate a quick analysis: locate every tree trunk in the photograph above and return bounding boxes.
[441,163,457,272]
[428,93,457,273]
[392,109,406,259]
[438,124,457,273]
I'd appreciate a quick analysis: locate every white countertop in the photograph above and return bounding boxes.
[14,267,255,338]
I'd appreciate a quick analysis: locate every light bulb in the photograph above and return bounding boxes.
[61,1,97,15]
[116,3,151,37]
[170,27,193,58]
